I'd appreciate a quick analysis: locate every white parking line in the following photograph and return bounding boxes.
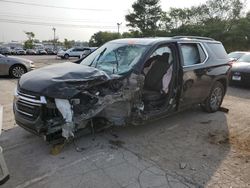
[0,105,2,135]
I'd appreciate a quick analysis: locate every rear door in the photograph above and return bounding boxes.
[70,48,79,57]
[178,42,212,108]
[75,48,85,57]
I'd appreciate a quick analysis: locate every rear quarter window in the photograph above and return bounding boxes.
[207,43,228,59]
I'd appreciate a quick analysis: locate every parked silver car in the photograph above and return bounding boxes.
[14,48,26,55]
[0,54,34,78]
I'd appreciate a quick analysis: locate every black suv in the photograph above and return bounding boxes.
[13,36,231,142]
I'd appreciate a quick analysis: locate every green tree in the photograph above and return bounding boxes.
[89,31,121,47]
[125,0,162,36]
[160,0,245,51]
[63,38,72,49]
[24,31,35,49]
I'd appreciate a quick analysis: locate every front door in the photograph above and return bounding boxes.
[0,56,9,75]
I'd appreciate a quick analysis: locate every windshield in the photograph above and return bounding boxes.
[81,43,148,75]
[228,52,246,60]
[237,54,250,63]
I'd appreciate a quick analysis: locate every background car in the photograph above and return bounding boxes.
[45,48,56,55]
[0,54,34,78]
[26,49,37,55]
[74,47,98,63]
[36,49,47,55]
[230,53,250,86]
[228,51,249,61]
[57,47,95,59]
[14,48,26,55]
[0,47,11,55]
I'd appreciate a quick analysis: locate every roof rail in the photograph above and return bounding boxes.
[172,36,215,41]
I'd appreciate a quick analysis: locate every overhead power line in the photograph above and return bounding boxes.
[0,18,122,29]
[0,13,115,24]
[0,0,111,11]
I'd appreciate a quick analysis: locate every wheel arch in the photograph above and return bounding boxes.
[214,77,228,95]
[9,63,27,75]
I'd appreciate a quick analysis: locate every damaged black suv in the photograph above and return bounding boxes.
[13,36,231,142]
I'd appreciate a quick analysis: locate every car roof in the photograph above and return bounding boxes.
[110,36,221,46]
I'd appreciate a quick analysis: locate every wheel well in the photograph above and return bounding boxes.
[9,64,27,74]
[216,78,227,94]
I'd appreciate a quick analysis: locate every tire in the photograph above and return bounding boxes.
[10,65,27,78]
[201,81,225,113]
[64,54,69,59]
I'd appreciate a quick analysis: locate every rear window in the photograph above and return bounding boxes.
[180,43,207,66]
[207,43,228,59]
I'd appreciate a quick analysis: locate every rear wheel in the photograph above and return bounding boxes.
[10,65,27,78]
[201,81,225,113]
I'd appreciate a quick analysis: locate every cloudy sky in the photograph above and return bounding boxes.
[0,0,249,42]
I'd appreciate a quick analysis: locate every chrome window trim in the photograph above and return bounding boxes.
[178,42,209,68]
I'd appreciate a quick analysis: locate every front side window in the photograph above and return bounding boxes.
[180,43,207,66]
[81,43,148,75]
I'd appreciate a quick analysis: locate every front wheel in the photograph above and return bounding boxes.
[10,65,27,78]
[201,81,225,113]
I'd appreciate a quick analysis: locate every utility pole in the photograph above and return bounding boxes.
[117,22,122,35]
[52,27,56,50]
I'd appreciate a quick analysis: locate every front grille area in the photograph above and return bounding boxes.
[16,90,43,121]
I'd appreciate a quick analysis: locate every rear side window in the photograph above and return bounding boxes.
[180,43,207,66]
[207,43,228,59]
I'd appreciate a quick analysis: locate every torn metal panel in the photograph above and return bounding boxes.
[55,99,74,139]
[73,73,144,126]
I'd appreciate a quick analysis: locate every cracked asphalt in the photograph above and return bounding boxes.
[0,56,250,188]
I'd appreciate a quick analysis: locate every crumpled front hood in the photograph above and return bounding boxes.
[19,62,110,99]
[232,62,250,72]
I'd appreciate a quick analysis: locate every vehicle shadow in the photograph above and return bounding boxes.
[109,108,231,187]
[0,108,230,187]
[0,76,12,79]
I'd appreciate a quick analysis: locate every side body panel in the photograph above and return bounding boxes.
[178,42,230,109]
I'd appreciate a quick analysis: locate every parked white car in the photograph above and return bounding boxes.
[57,47,97,59]
[15,48,26,55]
